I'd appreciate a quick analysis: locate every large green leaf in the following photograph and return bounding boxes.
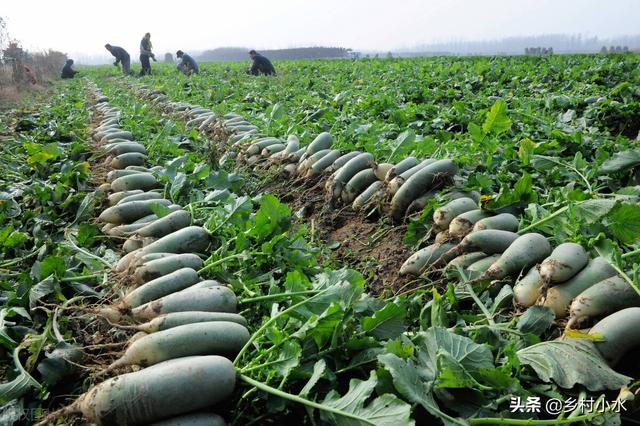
[598,149,640,174]
[607,202,640,244]
[321,371,414,426]
[574,199,615,225]
[361,302,406,340]
[420,327,494,376]
[517,339,631,391]
[482,99,511,135]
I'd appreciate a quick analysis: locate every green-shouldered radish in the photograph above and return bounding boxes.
[567,276,640,329]
[444,230,519,259]
[306,132,333,154]
[105,142,147,156]
[472,213,520,233]
[246,138,281,155]
[386,159,437,195]
[448,209,491,237]
[140,226,210,255]
[261,143,285,157]
[477,233,551,281]
[384,157,418,182]
[330,151,361,171]
[390,159,458,221]
[283,135,300,154]
[128,286,237,322]
[108,190,143,206]
[298,149,331,174]
[539,242,589,284]
[119,268,201,309]
[446,251,488,270]
[134,253,204,284]
[307,149,342,177]
[342,169,378,204]
[433,197,478,230]
[34,356,236,426]
[106,169,142,182]
[590,307,640,366]
[326,152,374,204]
[107,322,249,370]
[124,311,247,334]
[135,210,192,238]
[111,173,159,192]
[352,181,383,211]
[400,243,456,276]
[542,257,617,318]
[99,199,172,225]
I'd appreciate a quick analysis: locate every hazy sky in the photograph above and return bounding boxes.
[3,0,639,61]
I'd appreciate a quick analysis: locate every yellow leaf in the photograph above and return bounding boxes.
[564,329,605,342]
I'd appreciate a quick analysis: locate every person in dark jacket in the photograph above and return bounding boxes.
[176,50,199,75]
[139,32,156,76]
[248,50,275,76]
[105,44,131,75]
[61,59,78,79]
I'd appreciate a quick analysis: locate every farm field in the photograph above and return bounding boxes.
[2,54,640,425]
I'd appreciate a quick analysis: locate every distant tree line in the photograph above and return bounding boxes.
[600,46,630,53]
[197,47,351,62]
[409,33,640,55]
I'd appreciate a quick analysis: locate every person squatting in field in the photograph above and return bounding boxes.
[176,50,199,75]
[61,59,79,79]
[248,50,276,76]
[139,32,156,76]
[105,44,131,75]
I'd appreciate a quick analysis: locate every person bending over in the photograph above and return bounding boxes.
[176,50,199,75]
[61,59,79,79]
[248,50,275,76]
[105,44,131,75]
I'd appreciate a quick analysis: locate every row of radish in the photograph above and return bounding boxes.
[38,84,247,426]
[399,195,640,367]
[128,83,640,374]
[132,86,461,223]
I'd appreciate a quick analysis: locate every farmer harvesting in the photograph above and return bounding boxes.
[61,59,78,79]
[105,44,131,75]
[139,32,156,76]
[176,50,199,75]
[248,50,276,76]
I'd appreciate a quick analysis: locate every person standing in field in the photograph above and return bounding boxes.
[139,32,156,76]
[176,50,199,75]
[105,44,131,75]
[248,50,276,76]
[61,59,78,79]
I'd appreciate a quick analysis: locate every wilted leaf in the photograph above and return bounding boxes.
[599,149,640,174]
[321,371,414,426]
[517,339,630,391]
